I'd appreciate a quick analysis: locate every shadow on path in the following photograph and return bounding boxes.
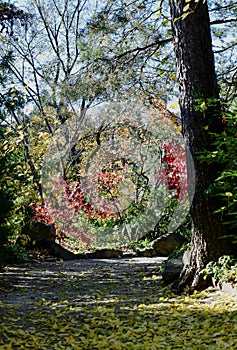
[0,257,237,349]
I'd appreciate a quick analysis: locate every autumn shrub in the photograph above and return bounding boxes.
[0,128,13,262]
[0,190,14,265]
[0,127,30,264]
[153,142,191,240]
[33,174,136,249]
[32,178,95,248]
[156,142,188,202]
[33,139,191,250]
[0,124,42,263]
[0,54,37,263]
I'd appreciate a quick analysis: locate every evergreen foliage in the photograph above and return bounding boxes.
[202,105,237,241]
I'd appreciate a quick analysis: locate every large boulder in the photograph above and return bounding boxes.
[31,222,56,240]
[136,248,156,257]
[17,222,56,248]
[161,250,191,284]
[151,232,187,256]
[161,258,183,284]
[38,239,79,260]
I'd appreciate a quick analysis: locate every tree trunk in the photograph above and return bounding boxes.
[169,0,233,291]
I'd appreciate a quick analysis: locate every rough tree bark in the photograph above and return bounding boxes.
[169,0,234,291]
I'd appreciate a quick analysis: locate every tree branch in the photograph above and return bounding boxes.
[96,38,172,63]
[211,18,237,25]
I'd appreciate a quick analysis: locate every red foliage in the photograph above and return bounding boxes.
[33,173,123,246]
[97,172,122,191]
[156,143,188,203]
[33,145,188,246]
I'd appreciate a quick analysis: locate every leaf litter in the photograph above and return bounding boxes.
[0,257,236,349]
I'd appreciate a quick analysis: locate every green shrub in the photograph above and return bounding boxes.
[0,244,28,266]
[201,104,237,242]
[201,255,237,286]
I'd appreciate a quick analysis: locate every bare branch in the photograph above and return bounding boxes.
[214,42,237,54]
[96,38,172,64]
[211,18,237,25]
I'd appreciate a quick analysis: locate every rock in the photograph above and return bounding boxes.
[23,222,56,241]
[152,232,187,256]
[136,248,157,258]
[86,248,123,259]
[33,222,56,240]
[161,258,183,284]
[75,252,88,259]
[38,240,78,260]
[122,251,138,258]
[18,222,56,248]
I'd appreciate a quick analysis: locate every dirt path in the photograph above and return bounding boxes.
[0,257,237,349]
[0,257,166,308]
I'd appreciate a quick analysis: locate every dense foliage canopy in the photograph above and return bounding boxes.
[0,0,236,290]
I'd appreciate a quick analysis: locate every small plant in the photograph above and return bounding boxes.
[169,243,191,259]
[130,237,152,250]
[201,255,237,286]
[0,243,28,266]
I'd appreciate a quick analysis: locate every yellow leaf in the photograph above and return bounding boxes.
[183,4,190,12]
[200,101,207,110]
[52,323,59,330]
[152,275,159,280]
[176,125,182,133]
[31,115,42,123]
[5,128,12,134]
[169,101,179,110]
[225,192,233,197]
